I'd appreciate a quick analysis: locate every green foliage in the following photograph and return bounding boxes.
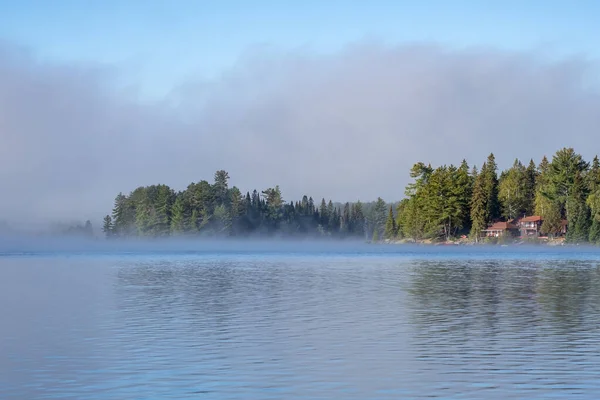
[565,172,590,243]
[470,170,487,241]
[107,170,371,239]
[102,215,113,238]
[482,153,500,222]
[589,219,600,244]
[371,197,387,239]
[498,159,528,220]
[105,148,600,245]
[384,205,397,240]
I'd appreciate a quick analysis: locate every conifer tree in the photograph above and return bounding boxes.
[102,215,113,238]
[341,202,351,235]
[470,171,487,241]
[566,172,590,243]
[170,196,186,234]
[384,205,397,240]
[482,153,500,222]
[155,185,174,236]
[498,159,527,220]
[525,159,538,215]
[372,197,387,239]
[372,228,379,242]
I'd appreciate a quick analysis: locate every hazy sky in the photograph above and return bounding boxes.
[1,0,599,227]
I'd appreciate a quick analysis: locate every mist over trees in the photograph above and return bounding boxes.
[103,148,600,245]
[103,170,390,240]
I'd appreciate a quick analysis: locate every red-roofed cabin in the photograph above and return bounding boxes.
[519,215,543,237]
[518,215,568,237]
[482,221,519,238]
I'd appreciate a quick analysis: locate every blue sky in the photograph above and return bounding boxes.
[1,0,599,98]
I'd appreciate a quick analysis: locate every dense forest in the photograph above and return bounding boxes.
[103,170,392,240]
[102,147,600,244]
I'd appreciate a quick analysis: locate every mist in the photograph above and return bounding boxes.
[1,41,599,229]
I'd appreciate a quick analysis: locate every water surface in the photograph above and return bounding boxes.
[2,246,600,399]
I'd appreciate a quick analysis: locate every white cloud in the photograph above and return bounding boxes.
[1,41,599,227]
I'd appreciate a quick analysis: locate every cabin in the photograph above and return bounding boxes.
[482,221,519,238]
[517,215,568,237]
[519,216,543,237]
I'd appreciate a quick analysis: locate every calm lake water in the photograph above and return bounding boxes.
[2,244,600,399]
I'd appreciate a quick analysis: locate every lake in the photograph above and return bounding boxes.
[2,243,600,399]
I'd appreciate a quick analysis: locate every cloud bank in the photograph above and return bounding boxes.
[1,41,599,228]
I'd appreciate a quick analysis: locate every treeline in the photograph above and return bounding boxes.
[395,147,600,244]
[103,147,600,244]
[102,170,392,240]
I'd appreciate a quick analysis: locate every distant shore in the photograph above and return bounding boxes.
[379,237,568,246]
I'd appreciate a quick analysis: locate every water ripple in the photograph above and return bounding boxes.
[2,254,600,398]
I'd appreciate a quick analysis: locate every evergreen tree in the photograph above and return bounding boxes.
[470,171,487,241]
[327,200,335,232]
[351,201,365,238]
[111,193,132,237]
[524,159,538,215]
[549,147,589,220]
[213,170,230,207]
[154,185,174,236]
[102,215,113,238]
[372,197,387,239]
[456,160,473,233]
[170,196,186,234]
[566,172,590,243]
[229,187,245,236]
[372,228,379,242]
[341,202,351,235]
[384,205,397,240]
[498,159,527,220]
[262,186,284,231]
[213,204,232,236]
[394,198,409,239]
[482,153,500,222]
[319,198,328,229]
[589,219,600,244]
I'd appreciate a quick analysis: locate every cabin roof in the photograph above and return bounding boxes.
[483,221,518,231]
[520,215,542,222]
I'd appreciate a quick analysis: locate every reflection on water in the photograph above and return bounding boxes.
[2,253,600,399]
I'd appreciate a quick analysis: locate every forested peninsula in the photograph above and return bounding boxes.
[102,147,600,245]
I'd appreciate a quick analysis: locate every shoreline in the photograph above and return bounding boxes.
[379,237,569,246]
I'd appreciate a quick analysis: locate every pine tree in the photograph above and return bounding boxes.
[470,172,487,242]
[319,198,328,229]
[525,159,538,215]
[384,205,397,240]
[498,159,527,220]
[155,185,174,236]
[549,147,589,220]
[456,160,473,233]
[482,153,500,222]
[566,172,590,243]
[102,215,113,238]
[351,201,365,238]
[111,193,131,237]
[341,202,351,235]
[213,170,230,207]
[372,197,387,240]
[589,219,600,244]
[372,228,379,242]
[327,200,335,233]
[170,196,186,234]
